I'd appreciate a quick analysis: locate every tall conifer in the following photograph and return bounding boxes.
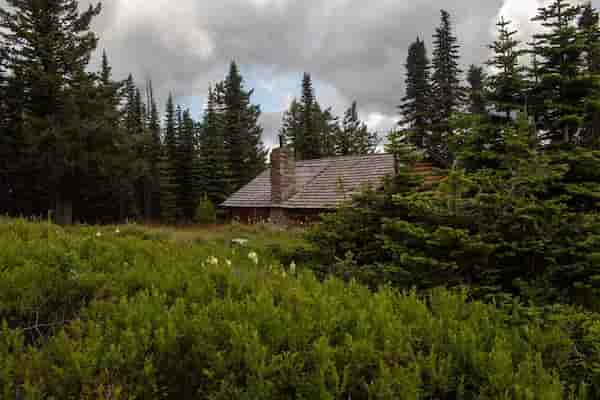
[400,37,432,147]
[199,85,230,204]
[487,17,526,119]
[467,65,487,116]
[300,73,321,160]
[222,61,266,191]
[160,93,178,222]
[0,0,108,224]
[431,10,463,149]
[531,0,587,144]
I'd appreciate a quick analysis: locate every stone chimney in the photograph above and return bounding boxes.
[271,146,296,204]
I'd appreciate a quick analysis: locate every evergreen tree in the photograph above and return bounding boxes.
[400,37,432,147]
[487,17,526,119]
[431,9,463,149]
[466,65,487,116]
[530,0,588,145]
[0,0,108,224]
[145,80,162,219]
[579,2,600,74]
[222,61,266,191]
[300,73,321,159]
[337,101,378,156]
[280,99,303,148]
[160,93,178,222]
[315,103,338,157]
[178,109,197,221]
[578,2,600,148]
[199,85,230,204]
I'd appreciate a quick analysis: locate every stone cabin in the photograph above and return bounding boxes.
[221,147,436,223]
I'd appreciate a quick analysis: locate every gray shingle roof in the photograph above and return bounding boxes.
[221,153,396,209]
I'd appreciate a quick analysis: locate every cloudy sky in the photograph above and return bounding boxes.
[5,0,598,146]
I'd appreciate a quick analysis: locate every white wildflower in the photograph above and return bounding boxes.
[248,251,259,265]
[281,270,287,278]
[225,259,232,267]
[96,232,102,238]
[207,256,219,266]
[290,261,296,274]
[232,238,249,246]
[115,228,121,234]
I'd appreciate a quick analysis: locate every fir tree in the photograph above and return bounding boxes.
[337,101,378,155]
[300,73,321,160]
[199,85,230,204]
[400,37,432,147]
[222,61,266,191]
[487,17,526,119]
[145,79,162,219]
[578,2,600,148]
[579,2,600,74]
[431,9,463,148]
[0,0,105,224]
[315,103,338,157]
[178,109,197,221]
[160,93,178,222]
[531,0,588,145]
[280,99,303,148]
[466,65,487,116]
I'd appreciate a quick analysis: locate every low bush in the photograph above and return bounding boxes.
[195,195,217,225]
[0,219,598,398]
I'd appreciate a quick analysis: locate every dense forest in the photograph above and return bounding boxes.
[309,1,600,311]
[0,0,378,226]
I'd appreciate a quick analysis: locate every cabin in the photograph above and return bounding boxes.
[221,146,437,223]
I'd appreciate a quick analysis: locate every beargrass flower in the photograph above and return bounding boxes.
[248,251,259,265]
[290,261,296,274]
[207,256,219,266]
[96,232,102,238]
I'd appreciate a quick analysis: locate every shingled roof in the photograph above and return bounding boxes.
[221,153,396,210]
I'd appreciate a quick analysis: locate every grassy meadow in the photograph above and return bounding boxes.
[0,218,599,399]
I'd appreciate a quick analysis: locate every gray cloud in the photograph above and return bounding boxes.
[84,0,507,112]
[6,0,599,143]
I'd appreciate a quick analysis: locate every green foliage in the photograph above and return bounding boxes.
[309,118,600,310]
[486,17,526,119]
[431,10,463,145]
[466,65,487,116]
[195,195,217,225]
[0,219,598,398]
[400,37,433,147]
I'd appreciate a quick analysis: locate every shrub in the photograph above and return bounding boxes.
[0,219,598,398]
[195,195,217,225]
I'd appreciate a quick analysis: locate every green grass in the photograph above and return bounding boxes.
[0,218,598,399]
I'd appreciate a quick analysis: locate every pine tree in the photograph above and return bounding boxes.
[280,99,303,148]
[431,10,463,150]
[0,0,106,224]
[337,101,378,156]
[199,85,230,205]
[579,2,600,74]
[160,93,178,223]
[315,103,338,157]
[300,73,321,160]
[466,65,487,116]
[178,109,197,221]
[531,0,587,145]
[578,2,600,148]
[145,80,162,219]
[487,17,526,120]
[400,37,432,147]
[222,61,266,191]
